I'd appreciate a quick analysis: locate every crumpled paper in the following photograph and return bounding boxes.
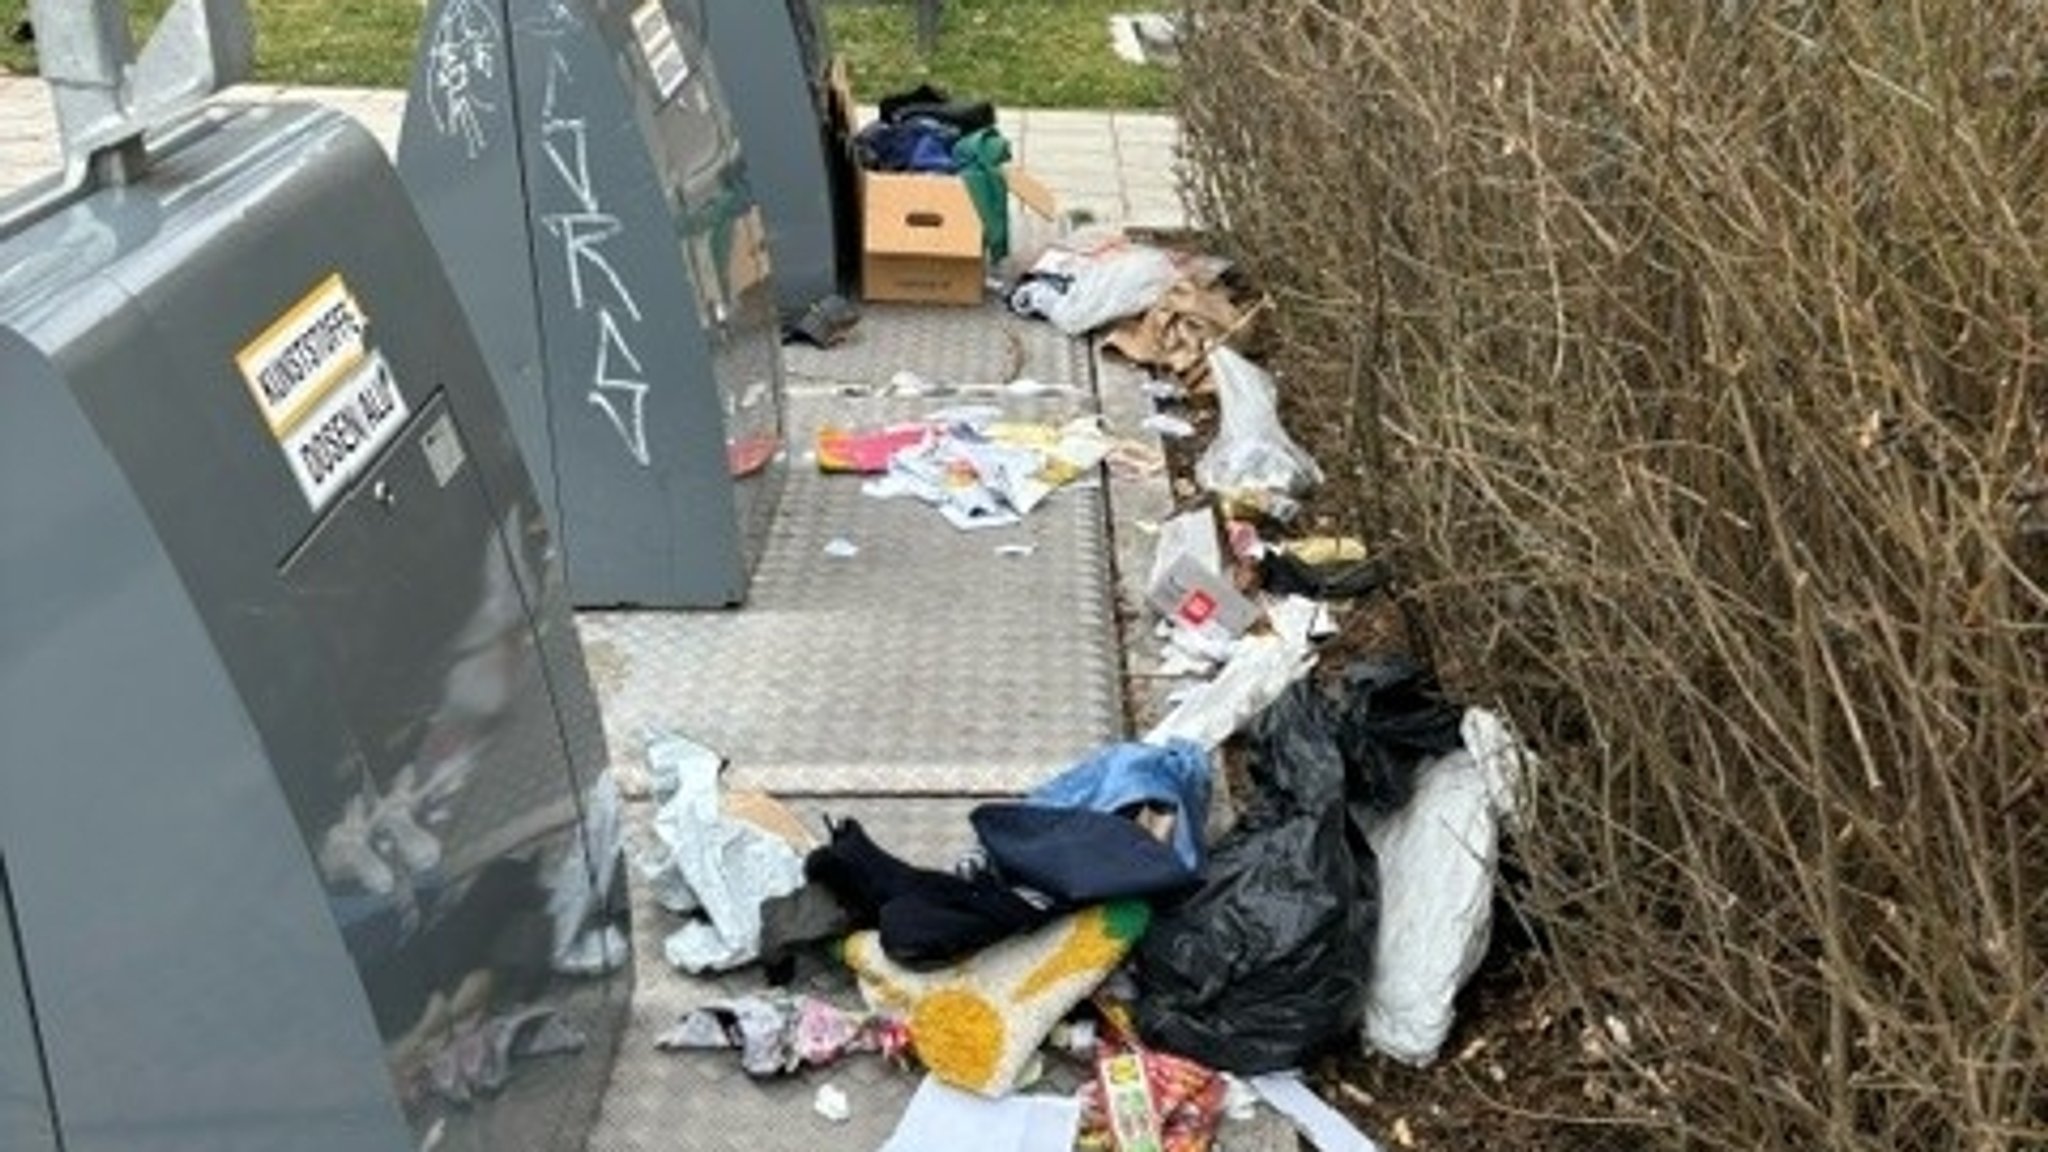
[655,994,892,1077]
[860,413,1114,531]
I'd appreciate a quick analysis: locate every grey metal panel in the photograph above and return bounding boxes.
[397,0,559,550]
[0,334,417,1152]
[274,396,613,1097]
[0,862,59,1152]
[700,0,850,317]
[0,103,625,1151]
[576,382,1123,797]
[780,301,1091,388]
[401,0,788,608]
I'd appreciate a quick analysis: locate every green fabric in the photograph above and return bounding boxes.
[952,128,1013,265]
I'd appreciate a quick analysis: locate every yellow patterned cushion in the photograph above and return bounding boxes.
[843,901,1150,1096]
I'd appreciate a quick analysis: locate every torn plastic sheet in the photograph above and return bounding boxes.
[1157,618,1237,666]
[1266,595,1338,648]
[1361,708,1533,1065]
[635,732,806,972]
[1144,632,1318,750]
[1154,640,1218,679]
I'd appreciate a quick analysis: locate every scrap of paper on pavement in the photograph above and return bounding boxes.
[878,1074,1081,1152]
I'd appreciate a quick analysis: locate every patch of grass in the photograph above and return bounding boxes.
[0,0,420,86]
[828,0,1173,109]
[0,1,172,76]
[0,1,1169,109]
[244,0,421,87]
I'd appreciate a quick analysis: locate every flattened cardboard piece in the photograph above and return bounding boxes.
[1008,166,1060,221]
[725,790,818,851]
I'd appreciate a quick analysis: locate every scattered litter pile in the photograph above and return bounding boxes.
[817,405,1118,531]
[628,227,1540,1149]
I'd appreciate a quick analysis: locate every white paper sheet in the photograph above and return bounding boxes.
[1249,1072,1383,1152]
[876,1076,1080,1152]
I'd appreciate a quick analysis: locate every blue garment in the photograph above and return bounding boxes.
[972,804,1198,904]
[903,120,959,173]
[1026,739,1212,871]
[853,117,961,174]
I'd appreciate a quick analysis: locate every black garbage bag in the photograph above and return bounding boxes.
[1133,679,1372,1072]
[1332,657,1464,819]
[877,82,997,134]
[1133,659,1465,1074]
[1255,549,1390,601]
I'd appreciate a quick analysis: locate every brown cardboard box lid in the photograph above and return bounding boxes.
[1008,166,1059,220]
[862,172,983,260]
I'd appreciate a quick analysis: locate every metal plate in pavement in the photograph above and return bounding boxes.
[782,301,1088,389]
[578,391,1123,797]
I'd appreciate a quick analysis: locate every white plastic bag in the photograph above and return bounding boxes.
[1144,632,1318,750]
[636,733,806,972]
[1194,348,1324,498]
[1360,709,1530,1064]
[1011,243,1180,335]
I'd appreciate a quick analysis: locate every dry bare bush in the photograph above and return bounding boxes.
[1178,3,2048,1148]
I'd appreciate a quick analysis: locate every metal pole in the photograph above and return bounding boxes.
[25,0,139,175]
[6,0,250,227]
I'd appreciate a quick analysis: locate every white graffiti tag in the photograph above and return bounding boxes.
[537,51,652,467]
[590,308,650,466]
[544,212,644,322]
[426,0,501,159]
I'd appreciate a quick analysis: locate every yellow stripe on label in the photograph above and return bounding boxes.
[234,273,371,438]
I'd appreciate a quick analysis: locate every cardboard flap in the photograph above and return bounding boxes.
[827,55,856,137]
[1007,166,1059,220]
[863,173,983,259]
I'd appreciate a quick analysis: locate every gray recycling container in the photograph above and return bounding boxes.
[700,0,859,320]
[0,102,628,1152]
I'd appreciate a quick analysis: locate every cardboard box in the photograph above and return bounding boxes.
[838,58,1059,306]
[1146,509,1261,641]
[860,171,988,305]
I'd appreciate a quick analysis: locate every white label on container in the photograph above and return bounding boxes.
[421,410,467,487]
[630,0,690,102]
[235,273,370,436]
[281,351,410,511]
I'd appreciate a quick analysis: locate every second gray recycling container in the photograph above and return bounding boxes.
[400,0,786,608]
[699,0,859,321]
